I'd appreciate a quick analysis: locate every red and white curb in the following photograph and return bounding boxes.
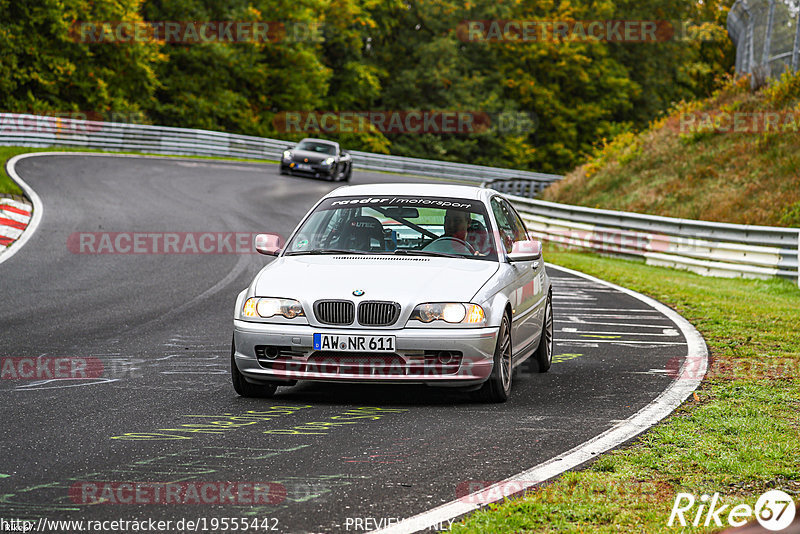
[0,197,32,251]
[1,153,45,266]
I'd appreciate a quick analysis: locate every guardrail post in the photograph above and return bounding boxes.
[762,0,775,74]
[746,4,755,74]
[793,7,800,72]
[797,230,800,288]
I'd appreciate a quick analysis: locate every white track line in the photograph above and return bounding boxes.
[4,151,254,336]
[1,149,279,265]
[556,320,677,329]
[369,264,708,534]
[1,155,44,265]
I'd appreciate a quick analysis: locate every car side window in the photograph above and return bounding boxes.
[491,197,514,253]
[491,197,527,253]
[502,199,530,242]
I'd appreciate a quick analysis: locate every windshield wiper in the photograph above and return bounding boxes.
[391,249,464,259]
[285,249,370,256]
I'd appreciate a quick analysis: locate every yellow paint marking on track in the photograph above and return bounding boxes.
[552,353,582,363]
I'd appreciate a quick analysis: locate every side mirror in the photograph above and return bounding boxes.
[507,239,542,262]
[254,233,283,256]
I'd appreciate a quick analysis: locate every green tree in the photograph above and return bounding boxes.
[0,0,160,116]
[140,0,330,137]
[0,0,736,174]
[605,0,736,127]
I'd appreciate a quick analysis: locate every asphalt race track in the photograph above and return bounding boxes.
[1,155,692,533]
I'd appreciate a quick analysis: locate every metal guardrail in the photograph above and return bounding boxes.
[494,190,800,285]
[0,113,562,186]
[728,0,800,81]
[475,177,558,197]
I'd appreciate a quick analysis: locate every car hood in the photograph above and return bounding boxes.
[290,149,331,163]
[253,255,499,306]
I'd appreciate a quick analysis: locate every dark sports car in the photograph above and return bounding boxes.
[280,138,353,181]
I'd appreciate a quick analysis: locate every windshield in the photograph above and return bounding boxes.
[295,141,336,155]
[285,196,497,260]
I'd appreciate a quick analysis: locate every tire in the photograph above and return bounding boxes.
[231,339,277,398]
[334,163,348,182]
[473,313,512,403]
[342,164,352,182]
[531,293,554,373]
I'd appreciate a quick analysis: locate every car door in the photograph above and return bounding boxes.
[491,197,541,356]
[505,199,546,342]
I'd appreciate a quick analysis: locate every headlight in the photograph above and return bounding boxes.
[242,297,305,319]
[282,150,292,161]
[322,157,335,166]
[409,303,485,325]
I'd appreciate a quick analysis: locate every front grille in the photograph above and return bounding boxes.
[314,300,355,325]
[357,301,401,326]
[264,351,463,377]
[306,352,406,375]
[308,352,403,365]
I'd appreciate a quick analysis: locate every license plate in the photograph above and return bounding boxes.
[296,163,312,171]
[313,333,395,352]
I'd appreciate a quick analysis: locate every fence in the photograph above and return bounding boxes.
[728,0,800,81]
[0,113,561,187]
[495,190,800,285]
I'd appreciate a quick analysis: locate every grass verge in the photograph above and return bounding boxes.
[453,248,799,533]
[542,71,800,227]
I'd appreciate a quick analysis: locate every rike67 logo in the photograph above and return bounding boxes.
[668,490,796,531]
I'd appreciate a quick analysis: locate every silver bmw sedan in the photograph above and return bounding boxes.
[232,183,553,402]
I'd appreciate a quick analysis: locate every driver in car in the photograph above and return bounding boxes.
[429,209,475,255]
[443,209,470,242]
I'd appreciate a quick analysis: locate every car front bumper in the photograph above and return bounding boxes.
[233,319,497,386]
[280,162,335,177]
